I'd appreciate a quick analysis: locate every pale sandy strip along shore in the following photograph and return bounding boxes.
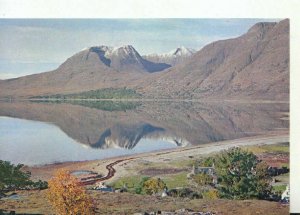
[102,132,289,183]
[28,132,289,183]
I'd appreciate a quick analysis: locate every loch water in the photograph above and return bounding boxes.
[0,100,289,166]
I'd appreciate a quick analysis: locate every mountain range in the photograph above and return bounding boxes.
[0,19,289,101]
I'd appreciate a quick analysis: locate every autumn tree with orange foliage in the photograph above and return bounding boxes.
[47,169,94,215]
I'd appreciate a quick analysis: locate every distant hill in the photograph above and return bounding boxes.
[0,19,289,101]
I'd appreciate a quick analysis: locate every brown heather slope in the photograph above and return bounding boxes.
[0,20,289,100]
[0,49,140,97]
[0,190,289,214]
[136,19,289,100]
[0,45,169,98]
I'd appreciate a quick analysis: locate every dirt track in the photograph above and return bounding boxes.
[80,158,134,185]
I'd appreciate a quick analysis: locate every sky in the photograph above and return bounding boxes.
[0,18,280,79]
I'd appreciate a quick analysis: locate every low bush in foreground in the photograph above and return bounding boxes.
[168,188,202,199]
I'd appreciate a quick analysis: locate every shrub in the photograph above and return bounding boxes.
[142,178,166,195]
[168,188,202,199]
[134,177,150,194]
[32,180,48,190]
[202,189,219,200]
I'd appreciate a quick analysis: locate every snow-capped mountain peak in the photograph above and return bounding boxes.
[110,45,140,58]
[168,46,196,57]
[143,46,196,66]
[74,45,170,73]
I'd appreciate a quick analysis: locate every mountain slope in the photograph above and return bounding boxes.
[0,45,170,98]
[137,19,289,100]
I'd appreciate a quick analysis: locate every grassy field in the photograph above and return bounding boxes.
[272,184,287,193]
[161,172,189,189]
[109,171,190,192]
[109,175,144,192]
[243,142,289,154]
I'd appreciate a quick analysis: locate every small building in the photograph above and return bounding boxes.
[187,164,218,184]
[93,182,114,192]
[161,188,168,197]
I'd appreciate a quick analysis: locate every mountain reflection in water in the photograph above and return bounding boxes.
[0,101,289,165]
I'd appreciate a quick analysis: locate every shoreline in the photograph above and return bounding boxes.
[0,98,289,104]
[26,131,289,182]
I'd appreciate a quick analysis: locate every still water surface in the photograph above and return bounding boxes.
[0,101,289,166]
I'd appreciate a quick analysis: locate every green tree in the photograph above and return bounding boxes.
[213,147,272,199]
[0,160,32,193]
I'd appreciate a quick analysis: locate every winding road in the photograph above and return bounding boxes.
[79,158,135,186]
